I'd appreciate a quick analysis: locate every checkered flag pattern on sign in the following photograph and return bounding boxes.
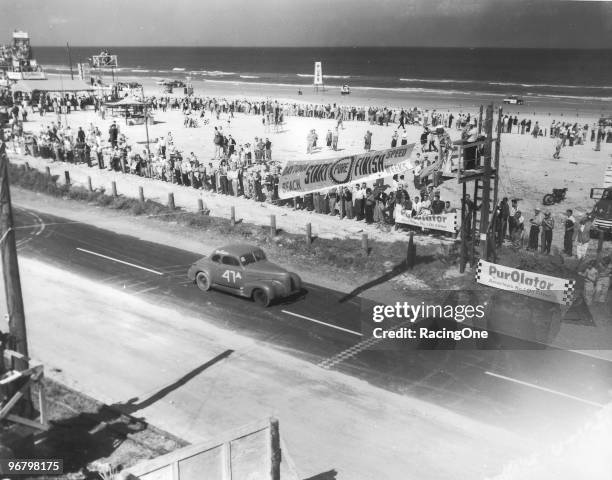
[475,259,483,282]
[562,280,576,306]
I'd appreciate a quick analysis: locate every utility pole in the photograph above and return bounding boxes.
[0,138,29,373]
[492,107,503,211]
[144,101,151,171]
[479,104,494,262]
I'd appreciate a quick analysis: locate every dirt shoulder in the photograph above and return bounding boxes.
[11,186,446,303]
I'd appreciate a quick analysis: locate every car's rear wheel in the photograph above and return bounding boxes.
[195,271,211,291]
[252,288,271,307]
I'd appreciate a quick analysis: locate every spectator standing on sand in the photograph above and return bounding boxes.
[341,186,353,219]
[511,211,525,249]
[265,138,272,160]
[541,211,554,254]
[508,199,518,237]
[108,121,118,148]
[553,137,562,159]
[332,127,339,151]
[391,130,398,148]
[563,209,575,256]
[580,260,598,306]
[574,217,591,261]
[594,257,611,304]
[326,129,332,147]
[528,208,543,251]
[364,130,372,151]
[499,197,510,239]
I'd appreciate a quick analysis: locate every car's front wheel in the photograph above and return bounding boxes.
[195,271,211,291]
[252,288,271,307]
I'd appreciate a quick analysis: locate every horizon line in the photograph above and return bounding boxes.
[30,44,612,50]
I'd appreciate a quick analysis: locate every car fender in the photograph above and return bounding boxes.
[242,280,282,299]
[187,264,213,281]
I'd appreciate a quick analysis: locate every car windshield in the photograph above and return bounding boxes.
[240,249,266,265]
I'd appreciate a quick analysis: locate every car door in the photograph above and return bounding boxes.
[218,255,244,290]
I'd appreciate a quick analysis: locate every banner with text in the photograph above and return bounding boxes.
[278,144,415,198]
[475,260,575,306]
[394,207,458,233]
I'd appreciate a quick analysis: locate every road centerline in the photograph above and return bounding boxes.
[484,371,605,408]
[76,248,164,276]
[281,310,362,336]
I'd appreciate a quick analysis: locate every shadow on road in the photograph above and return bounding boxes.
[11,351,233,476]
[304,469,337,480]
[117,349,234,414]
[338,254,436,304]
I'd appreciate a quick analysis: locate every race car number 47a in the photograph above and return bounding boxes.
[222,270,242,283]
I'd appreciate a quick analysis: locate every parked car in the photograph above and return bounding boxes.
[503,95,524,105]
[187,244,302,306]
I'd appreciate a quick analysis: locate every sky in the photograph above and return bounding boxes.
[1,0,612,48]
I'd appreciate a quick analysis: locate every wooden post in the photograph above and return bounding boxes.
[230,206,236,225]
[222,442,232,480]
[138,186,144,203]
[197,198,204,214]
[269,418,281,480]
[306,222,312,245]
[45,166,51,177]
[492,107,503,212]
[87,176,93,192]
[0,147,29,373]
[168,192,175,210]
[362,233,368,255]
[270,214,276,236]
[460,182,467,273]
[407,232,416,269]
[111,181,117,197]
[64,170,70,186]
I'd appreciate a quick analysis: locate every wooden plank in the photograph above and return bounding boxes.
[457,169,497,184]
[222,442,232,480]
[171,459,179,480]
[6,414,49,431]
[269,418,281,480]
[452,138,495,149]
[38,380,47,426]
[0,390,24,419]
[125,417,272,477]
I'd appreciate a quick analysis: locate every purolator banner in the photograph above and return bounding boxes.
[475,260,576,306]
[278,144,415,199]
[394,207,458,233]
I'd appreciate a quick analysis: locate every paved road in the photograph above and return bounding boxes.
[13,206,612,439]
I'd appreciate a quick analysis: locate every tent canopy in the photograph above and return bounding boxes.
[12,78,94,93]
[105,97,145,107]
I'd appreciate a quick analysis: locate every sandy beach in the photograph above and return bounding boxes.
[12,74,612,254]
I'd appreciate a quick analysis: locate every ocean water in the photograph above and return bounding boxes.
[33,46,612,100]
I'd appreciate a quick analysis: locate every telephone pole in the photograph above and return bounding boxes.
[0,138,29,373]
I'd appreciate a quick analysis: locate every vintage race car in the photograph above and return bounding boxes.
[503,95,524,105]
[187,244,302,306]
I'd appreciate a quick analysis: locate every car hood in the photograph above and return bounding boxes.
[245,261,289,276]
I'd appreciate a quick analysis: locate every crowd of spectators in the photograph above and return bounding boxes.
[4,91,601,234]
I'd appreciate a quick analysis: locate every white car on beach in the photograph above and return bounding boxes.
[503,95,524,105]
